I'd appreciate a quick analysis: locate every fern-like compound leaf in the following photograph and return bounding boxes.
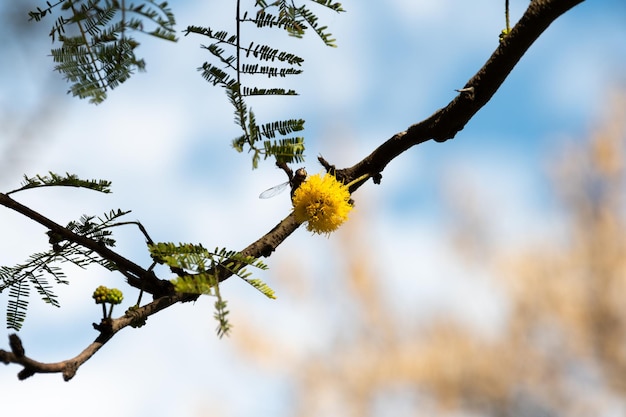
[260,118,305,139]
[0,207,133,329]
[199,62,235,86]
[188,0,343,168]
[249,10,304,33]
[149,242,270,291]
[30,0,177,103]
[295,5,338,47]
[263,137,306,165]
[170,273,218,296]
[8,172,112,195]
[150,242,271,337]
[245,42,303,66]
[213,298,231,338]
[310,0,345,12]
[242,278,276,299]
[29,273,61,308]
[7,281,30,331]
[241,86,298,96]
[241,63,303,78]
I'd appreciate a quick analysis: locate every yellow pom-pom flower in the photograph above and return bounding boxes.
[292,173,353,235]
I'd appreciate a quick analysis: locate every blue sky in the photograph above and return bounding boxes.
[1,1,625,416]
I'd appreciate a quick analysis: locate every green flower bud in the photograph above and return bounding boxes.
[92,285,109,304]
[106,288,124,305]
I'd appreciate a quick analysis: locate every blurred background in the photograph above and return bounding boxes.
[1,1,625,416]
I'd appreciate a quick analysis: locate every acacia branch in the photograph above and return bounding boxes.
[245,0,585,259]
[1,0,586,379]
[0,192,173,297]
[335,0,585,188]
[0,294,184,380]
[209,0,587,282]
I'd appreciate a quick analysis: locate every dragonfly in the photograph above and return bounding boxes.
[259,168,307,199]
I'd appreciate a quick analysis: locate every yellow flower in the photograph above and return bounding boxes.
[292,172,353,235]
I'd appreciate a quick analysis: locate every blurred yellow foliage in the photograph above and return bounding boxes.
[230,91,626,416]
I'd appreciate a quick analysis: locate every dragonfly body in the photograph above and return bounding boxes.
[259,168,307,199]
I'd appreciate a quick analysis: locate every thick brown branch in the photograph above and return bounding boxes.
[240,213,301,259]
[0,294,185,380]
[336,0,585,188]
[0,333,109,381]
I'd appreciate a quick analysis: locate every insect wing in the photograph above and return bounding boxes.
[259,181,290,199]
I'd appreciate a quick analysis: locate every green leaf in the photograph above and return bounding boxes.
[31,0,177,103]
[29,273,61,308]
[263,137,306,165]
[150,242,269,289]
[6,280,30,331]
[242,278,276,299]
[295,5,338,47]
[240,63,302,78]
[187,1,344,167]
[260,118,305,139]
[310,0,345,13]
[245,42,304,66]
[241,86,298,96]
[171,273,218,295]
[8,172,112,195]
[0,207,135,330]
[214,298,232,338]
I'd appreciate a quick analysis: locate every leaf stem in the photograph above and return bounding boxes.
[505,0,510,32]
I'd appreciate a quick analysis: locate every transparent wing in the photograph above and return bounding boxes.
[259,181,290,199]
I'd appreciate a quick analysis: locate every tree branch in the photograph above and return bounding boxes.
[0,294,185,380]
[335,0,585,189]
[0,192,174,297]
[0,0,586,379]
